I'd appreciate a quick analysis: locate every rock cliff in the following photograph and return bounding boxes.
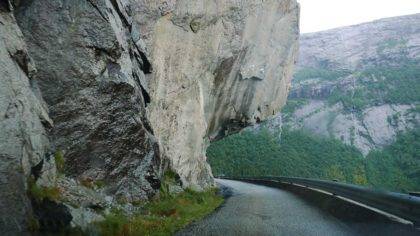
[0,2,53,231]
[265,14,420,155]
[143,0,299,188]
[0,0,299,233]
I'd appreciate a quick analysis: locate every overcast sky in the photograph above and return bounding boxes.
[298,0,420,33]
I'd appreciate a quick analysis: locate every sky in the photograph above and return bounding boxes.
[298,0,420,33]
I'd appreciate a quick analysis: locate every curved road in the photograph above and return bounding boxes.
[178,179,356,236]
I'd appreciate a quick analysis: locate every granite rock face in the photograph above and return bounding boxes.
[0,2,53,232]
[16,0,163,202]
[298,14,420,70]
[0,0,299,233]
[136,0,300,188]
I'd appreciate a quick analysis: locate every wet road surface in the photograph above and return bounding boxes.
[177,179,357,236]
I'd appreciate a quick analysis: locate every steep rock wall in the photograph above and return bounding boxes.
[0,2,54,232]
[0,0,299,233]
[16,0,163,202]
[135,0,300,188]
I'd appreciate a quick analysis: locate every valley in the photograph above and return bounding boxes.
[209,14,420,193]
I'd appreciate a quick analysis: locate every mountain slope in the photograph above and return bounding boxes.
[207,14,420,193]
[282,13,420,155]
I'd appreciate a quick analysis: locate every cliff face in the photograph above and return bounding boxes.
[16,0,162,204]
[0,0,299,233]
[0,3,53,231]
[266,14,420,155]
[142,0,299,188]
[298,14,420,70]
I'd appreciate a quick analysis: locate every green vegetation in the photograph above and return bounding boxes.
[159,170,180,199]
[359,63,420,105]
[27,177,61,202]
[327,62,420,111]
[208,128,367,183]
[54,150,65,173]
[96,171,223,236]
[97,188,223,236]
[377,39,407,54]
[78,178,106,189]
[294,60,420,112]
[27,215,41,232]
[281,99,308,121]
[208,127,420,192]
[365,128,420,192]
[256,35,420,193]
[327,88,368,112]
[293,67,351,82]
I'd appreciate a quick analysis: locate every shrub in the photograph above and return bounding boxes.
[96,188,223,236]
[54,150,65,173]
[27,177,61,202]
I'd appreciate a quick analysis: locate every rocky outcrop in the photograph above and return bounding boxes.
[141,0,300,189]
[0,0,299,233]
[16,0,162,203]
[281,101,418,155]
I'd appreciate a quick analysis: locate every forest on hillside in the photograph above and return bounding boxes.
[207,127,420,193]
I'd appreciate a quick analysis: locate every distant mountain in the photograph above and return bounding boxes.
[275,13,420,155]
[207,14,420,192]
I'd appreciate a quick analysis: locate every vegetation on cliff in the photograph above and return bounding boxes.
[208,128,367,183]
[97,172,223,236]
[208,127,419,192]
[327,62,420,112]
[365,128,420,192]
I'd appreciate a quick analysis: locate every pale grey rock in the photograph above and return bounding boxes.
[58,177,107,229]
[67,205,104,230]
[299,104,339,137]
[363,105,417,147]
[57,177,108,210]
[298,13,420,70]
[275,100,418,155]
[330,113,374,156]
[294,100,326,120]
[137,0,300,189]
[0,4,53,234]
[168,184,184,196]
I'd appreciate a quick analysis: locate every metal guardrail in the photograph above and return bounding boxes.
[224,176,420,226]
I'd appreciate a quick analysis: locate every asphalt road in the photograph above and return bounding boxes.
[177,179,356,236]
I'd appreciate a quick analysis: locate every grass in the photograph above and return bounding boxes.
[97,188,223,236]
[54,150,65,173]
[27,177,61,202]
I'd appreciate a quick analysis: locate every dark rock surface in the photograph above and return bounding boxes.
[16,0,163,202]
